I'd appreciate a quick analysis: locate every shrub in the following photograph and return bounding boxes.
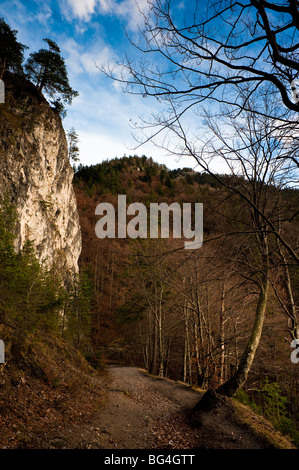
[236,378,299,447]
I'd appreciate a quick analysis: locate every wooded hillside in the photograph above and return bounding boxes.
[74,155,299,446]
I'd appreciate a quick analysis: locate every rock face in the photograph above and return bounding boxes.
[0,73,81,281]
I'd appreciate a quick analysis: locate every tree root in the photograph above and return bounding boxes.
[188,389,226,427]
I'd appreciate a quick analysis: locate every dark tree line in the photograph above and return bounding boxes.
[0,17,78,114]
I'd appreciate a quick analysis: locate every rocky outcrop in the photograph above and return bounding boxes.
[0,73,81,281]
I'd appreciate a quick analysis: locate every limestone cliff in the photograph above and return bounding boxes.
[0,73,81,281]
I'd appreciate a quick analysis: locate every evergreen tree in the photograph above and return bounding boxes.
[0,197,64,332]
[25,38,78,109]
[0,18,27,79]
[67,127,80,163]
[64,272,92,353]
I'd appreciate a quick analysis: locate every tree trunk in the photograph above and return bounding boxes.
[150,308,158,375]
[279,245,298,340]
[219,281,226,384]
[183,302,188,382]
[217,276,269,397]
[158,285,164,377]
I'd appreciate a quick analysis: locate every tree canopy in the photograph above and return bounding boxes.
[67,128,80,164]
[25,38,78,109]
[0,17,27,79]
[0,19,78,114]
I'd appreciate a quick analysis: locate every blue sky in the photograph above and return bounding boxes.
[0,0,196,169]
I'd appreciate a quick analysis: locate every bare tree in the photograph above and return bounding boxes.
[104,0,298,256]
[109,0,299,112]
[104,0,299,400]
[195,98,297,396]
[104,0,299,165]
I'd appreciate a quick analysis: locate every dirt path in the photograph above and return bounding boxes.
[44,366,272,449]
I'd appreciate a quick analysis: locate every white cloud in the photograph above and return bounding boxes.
[113,0,150,31]
[76,131,127,165]
[63,37,115,78]
[64,0,97,21]
[0,0,53,46]
[34,1,53,25]
[71,129,194,169]
[62,0,150,30]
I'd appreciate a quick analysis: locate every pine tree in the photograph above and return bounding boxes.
[67,128,80,163]
[0,18,27,79]
[25,38,78,109]
[0,198,64,331]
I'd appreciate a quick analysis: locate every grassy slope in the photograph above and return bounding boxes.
[0,326,106,448]
[231,398,296,449]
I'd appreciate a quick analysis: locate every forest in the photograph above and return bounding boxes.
[73,154,299,445]
[0,0,299,451]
